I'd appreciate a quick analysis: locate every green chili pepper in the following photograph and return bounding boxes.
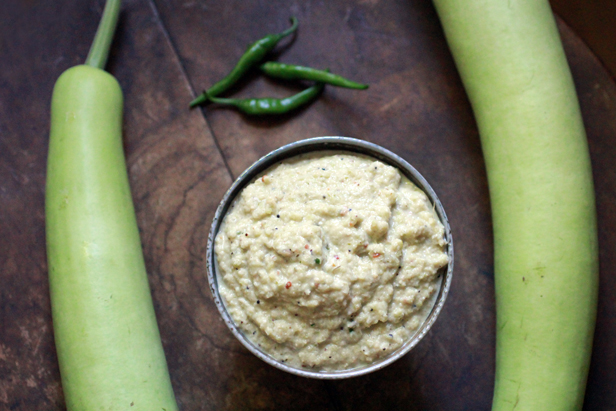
[190,17,298,108]
[206,82,325,115]
[260,62,369,90]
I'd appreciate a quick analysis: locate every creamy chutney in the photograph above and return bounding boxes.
[214,152,448,371]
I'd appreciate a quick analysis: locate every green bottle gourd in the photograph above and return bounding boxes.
[46,0,179,409]
[432,0,598,409]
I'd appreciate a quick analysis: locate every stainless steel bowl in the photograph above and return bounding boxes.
[206,136,454,379]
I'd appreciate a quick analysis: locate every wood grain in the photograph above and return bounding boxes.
[1,0,616,410]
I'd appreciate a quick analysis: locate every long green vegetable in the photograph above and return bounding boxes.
[432,0,598,409]
[45,1,178,409]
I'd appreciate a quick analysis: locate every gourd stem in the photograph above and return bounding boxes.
[85,0,122,70]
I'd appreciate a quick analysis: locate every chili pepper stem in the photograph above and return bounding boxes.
[85,0,122,70]
[281,16,298,37]
[190,92,208,108]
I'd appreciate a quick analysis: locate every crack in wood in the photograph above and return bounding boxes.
[146,0,235,180]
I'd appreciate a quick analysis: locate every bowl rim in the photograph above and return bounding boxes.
[206,136,454,379]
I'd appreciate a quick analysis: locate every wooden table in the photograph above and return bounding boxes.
[2,1,615,409]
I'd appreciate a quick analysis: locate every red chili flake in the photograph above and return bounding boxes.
[261,176,265,182]
[305,245,309,249]
[286,282,292,289]
[372,253,382,258]
[334,255,339,259]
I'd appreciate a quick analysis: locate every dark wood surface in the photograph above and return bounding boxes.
[2,1,616,410]
[550,0,616,79]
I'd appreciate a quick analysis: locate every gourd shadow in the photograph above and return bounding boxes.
[562,17,616,409]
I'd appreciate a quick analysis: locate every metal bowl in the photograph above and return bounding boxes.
[206,136,454,379]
